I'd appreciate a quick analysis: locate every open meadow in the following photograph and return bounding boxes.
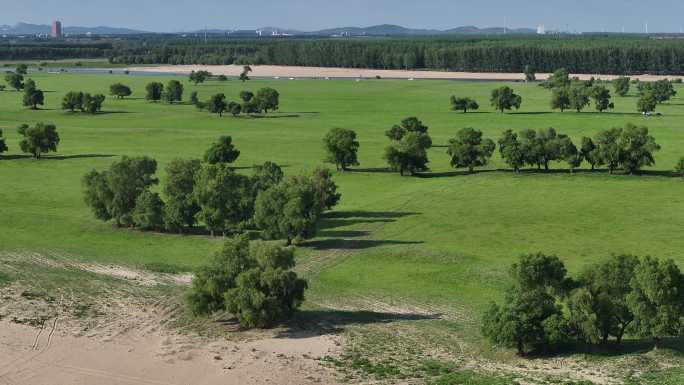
[1,71,683,384]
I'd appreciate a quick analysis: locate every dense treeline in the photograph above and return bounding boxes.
[5,36,684,74]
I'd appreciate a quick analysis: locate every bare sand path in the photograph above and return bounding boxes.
[0,320,341,385]
[128,64,684,82]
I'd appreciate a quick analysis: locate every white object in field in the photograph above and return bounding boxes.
[408,78,414,81]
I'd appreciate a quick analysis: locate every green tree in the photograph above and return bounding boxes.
[619,124,660,174]
[446,127,495,173]
[323,127,360,171]
[490,86,522,113]
[252,161,284,193]
[311,167,341,210]
[544,68,571,89]
[675,156,684,179]
[239,65,252,82]
[498,130,525,172]
[627,256,684,349]
[239,90,254,102]
[228,101,242,116]
[637,91,657,114]
[558,135,582,172]
[132,190,165,231]
[163,158,201,232]
[61,91,84,112]
[204,136,240,164]
[594,127,623,174]
[207,93,228,116]
[652,79,677,103]
[82,156,158,227]
[580,137,601,170]
[384,132,430,176]
[450,96,479,113]
[4,72,24,91]
[524,64,536,82]
[255,87,280,113]
[163,80,184,103]
[22,79,44,109]
[145,82,164,102]
[17,122,59,158]
[189,70,212,85]
[189,91,199,105]
[569,84,590,112]
[0,129,8,155]
[15,63,28,75]
[109,83,132,99]
[194,163,253,236]
[590,85,614,112]
[82,93,105,114]
[613,76,631,97]
[550,87,570,112]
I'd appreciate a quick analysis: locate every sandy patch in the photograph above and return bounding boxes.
[128,64,684,82]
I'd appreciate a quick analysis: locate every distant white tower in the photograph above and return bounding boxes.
[536,25,546,35]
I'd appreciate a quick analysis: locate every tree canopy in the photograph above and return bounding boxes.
[323,127,360,171]
[490,86,522,113]
[447,127,495,172]
[109,83,132,99]
[17,122,59,158]
[204,136,240,164]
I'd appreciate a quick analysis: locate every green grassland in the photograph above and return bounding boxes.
[1,73,683,378]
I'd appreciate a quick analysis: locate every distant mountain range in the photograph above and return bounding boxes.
[0,22,536,36]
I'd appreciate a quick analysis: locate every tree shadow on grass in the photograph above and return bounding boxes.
[1,154,117,161]
[319,211,419,230]
[317,230,371,238]
[530,336,684,358]
[345,167,392,173]
[509,111,553,115]
[303,238,423,251]
[277,309,442,338]
[415,169,499,178]
[244,114,300,119]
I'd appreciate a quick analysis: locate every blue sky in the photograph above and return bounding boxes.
[5,0,684,33]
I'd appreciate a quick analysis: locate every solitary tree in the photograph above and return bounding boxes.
[17,122,59,158]
[62,91,84,112]
[145,82,164,102]
[109,83,132,99]
[590,85,614,112]
[613,76,631,97]
[255,87,279,113]
[450,96,479,113]
[323,127,360,171]
[490,86,522,113]
[627,256,684,349]
[384,132,431,176]
[498,129,525,172]
[22,79,44,109]
[189,70,212,85]
[618,123,660,174]
[204,136,240,164]
[4,72,24,91]
[550,87,570,112]
[163,158,201,232]
[207,93,228,116]
[523,64,536,82]
[163,80,184,103]
[652,79,677,103]
[446,127,495,173]
[240,65,252,82]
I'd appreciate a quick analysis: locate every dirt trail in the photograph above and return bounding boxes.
[128,64,684,82]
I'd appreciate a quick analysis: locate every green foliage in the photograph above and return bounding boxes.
[446,127,495,172]
[145,81,164,102]
[255,87,280,113]
[109,83,132,99]
[82,93,105,114]
[189,91,199,105]
[4,72,24,90]
[384,117,432,175]
[82,156,159,227]
[614,76,631,96]
[449,96,479,113]
[580,137,600,170]
[132,190,165,231]
[240,65,252,82]
[187,235,307,329]
[523,64,536,82]
[642,79,678,104]
[207,93,227,116]
[0,128,8,155]
[637,91,657,113]
[568,84,590,112]
[15,63,28,75]
[17,122,59,158]
[204,135,240,164]
[626,256,684,347]
[252,161,284,193]
[590,85,614,112]
[619,124,660,174]
[594,127,623,173]
[163,158,201,232]
[193,163,253,236]
[189,70,212,85]
[239,90,254,102]
[311,167,341,210]
[550,87,570,112]
[163,80,183,103]
[323,127,360,171]
[428,370,516,385]
[228,101,241,116]
[544,68,571,89]
[22,79,44,109]
[675,156,684,178]
[61,91,83,111]
[490,86,522,113]
[498,130,525,172]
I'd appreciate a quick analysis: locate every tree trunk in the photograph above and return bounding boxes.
[463,108,467,113]
[468,166,474,173]
[544,161,549,171]
[517,340,525,356]
[210,229,214,237]
[286,237,292,246]
[653,337,661,350]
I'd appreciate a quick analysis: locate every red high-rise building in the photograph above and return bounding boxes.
[51,20,62,38]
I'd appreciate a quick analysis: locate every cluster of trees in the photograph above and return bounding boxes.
[145,80,184,103]
[4,71,24,90]
[82,137,340,244]
[544,69,615,113]
[383,117,432,176]
[194,88,279,117]
[62,91,106,113]
[189,70,212,84]
[187,235,307,328]
[483,253,684,355]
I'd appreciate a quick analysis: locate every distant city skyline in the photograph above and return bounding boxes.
[4,0,684,33]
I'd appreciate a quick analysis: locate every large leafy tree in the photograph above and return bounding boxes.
[163,158,201,232]
[82,93,105,114]
[498,129,525,172]
[568,84,590,112]
[450,96,479,113]
[490,86,522,113]
[109,83,132,99]
[17,122,60,158]
[4,72,24,91]
[240,65,252,82]
[194,163,253,236]
[580,137,601,170]
[637,91,657,114]
[590,85,614,112]
[619,124,660,174]
[163,80,184,103]
[384,117,432,176]
[594,127,623,174]
[550,87,570,112]
[543,68,571,89]
[446,127,495,173]
[627,256,684,349]
[613,76,630,97]
[187,235,307,329]
[189,70,212,85]
[255,87,279,113]
[145,82,164,102]
[651,79,677,103]
[62,91,84,112]
[132,190,165,231]
[251,161,284,194]
[207,93,228,116]
[311,167,341,210]
[82,156,159,227]
[22,79,44,109]
[323,127,360,171]
[204,136,240,164]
